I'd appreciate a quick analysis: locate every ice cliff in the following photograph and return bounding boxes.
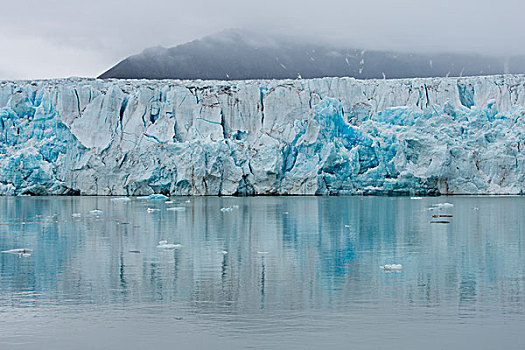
[1,75,524,196]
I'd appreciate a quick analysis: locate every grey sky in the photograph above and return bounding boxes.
[1,0,523,79]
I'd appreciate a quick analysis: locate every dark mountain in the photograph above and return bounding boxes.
[99,30,525,80]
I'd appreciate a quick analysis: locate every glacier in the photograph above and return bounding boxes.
[0,75,524,196]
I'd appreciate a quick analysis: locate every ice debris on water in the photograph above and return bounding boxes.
[148,194,169,200]
[157,240,182,249]
[147,208,160,213]
[2,248,33,257]
[220,207,233,212]
[217,250,228,255]
[167,207,186,212]
[71,213,82,218]
[428,203,454,211]
[380,264,403,271]
[1,76,525,196]
[435,203,454,209]
[111,197,131,202]
[89,209,103,216]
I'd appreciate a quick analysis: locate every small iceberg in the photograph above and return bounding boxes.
[217,250,228,255]
[71,213,82,218]
[410,197,422,200]
[149,194,169,200]
[380,264,403,271]
[147,208,160,213]
[111,197,131,202]
[165,201,174,204]
[89,209,103,216]
[220,207,233,212]
[156,240,182,249]
[167,207,186,212]
[257,251,269,255]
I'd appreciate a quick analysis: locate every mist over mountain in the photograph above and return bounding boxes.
[99,30,525,80]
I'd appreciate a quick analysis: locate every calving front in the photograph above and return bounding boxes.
[0,75,524,195]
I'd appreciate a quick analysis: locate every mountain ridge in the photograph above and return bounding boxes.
[99,30,525,80]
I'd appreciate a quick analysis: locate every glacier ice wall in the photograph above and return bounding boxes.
[0,75,524,196]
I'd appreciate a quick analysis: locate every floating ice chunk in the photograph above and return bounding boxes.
[72,213,82,218]
[185,200,191,203]
[220,207,233,212]
[149,194,169,200]
[167,207,186,212]
[257,251,269,255]
[111,197,131,202]
[165,201,174,204]
[344,225,350,228]
[232,205,239,209]
[89,209,103,216]
[157,241,182,249]
[434,203,454,209]
[147,208,160,213]
[137,196,150,200]
[2,248,33,257]
[473,207,480,211]
[411,197,422,200]
[217,250,228,255]
[2,248,33,254]
[380,264,403,271]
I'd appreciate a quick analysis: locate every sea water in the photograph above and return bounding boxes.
[0,196,524,349]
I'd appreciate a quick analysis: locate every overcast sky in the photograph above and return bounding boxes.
[1,0,523,80]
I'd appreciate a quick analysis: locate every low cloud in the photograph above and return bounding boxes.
[1,0,523,79]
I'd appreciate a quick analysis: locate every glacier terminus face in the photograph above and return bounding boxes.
[0,75,524,196]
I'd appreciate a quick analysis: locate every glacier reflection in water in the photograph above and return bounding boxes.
[0,196,524,349]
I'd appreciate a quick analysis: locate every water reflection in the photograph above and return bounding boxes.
[0,196,524,348]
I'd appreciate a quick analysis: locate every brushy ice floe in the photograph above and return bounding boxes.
[1,75,524,196]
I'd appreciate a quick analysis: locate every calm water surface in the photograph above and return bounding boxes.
[0,196,524,349]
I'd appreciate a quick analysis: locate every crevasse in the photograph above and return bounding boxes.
[0,75,524,196]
